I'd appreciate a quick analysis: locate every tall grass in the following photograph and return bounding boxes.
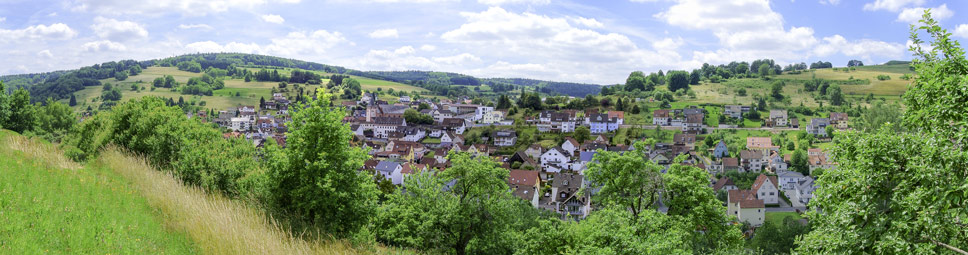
[97,149,368,255]
[0,132,198,254]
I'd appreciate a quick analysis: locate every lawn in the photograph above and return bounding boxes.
[765,212,804,226]
[0,131,198,254]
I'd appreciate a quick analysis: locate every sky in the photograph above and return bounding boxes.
[0,0,966,84]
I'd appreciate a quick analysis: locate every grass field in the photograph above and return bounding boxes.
[0,131,198,254]
[765,212,804,226]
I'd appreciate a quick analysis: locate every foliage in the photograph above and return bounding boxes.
[6,88,34,133]
[32,98,75,142]
[375,152,513,255]
[663,157,744,252]
[750,217,810,254]
[667,70,690,92]
[855,101,904,132]
[770,81,784,100]
[585,141,662,219]
[790,149,808,176]
[876,74,892,81]
[403,109,434,125]
[517,208,692,255]
[263,92,377,236]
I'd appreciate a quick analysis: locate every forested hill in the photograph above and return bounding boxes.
[0,53,603,101]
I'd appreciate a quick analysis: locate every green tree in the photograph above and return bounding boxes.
[403,108,434,125]
[856,101,904,132]
[666,70,690,92]
[790,149,808,176]
[574,126,591,143]
[631,104,641,114]
[751,217,810,254]
[771,81,784,100]
[6,88,34,133]
[626,71,648,91]
[798,12,968,254]
[375,152,513,255]
[585,141,663,220]
[164,75,176,88]
[689,69,701,85]
[758,63,773,77]
[518,208,691,254]
[829,85,844,105]
[663,157,744,252]
[33,98,74,141]
[115,71,128,81]
[152,77,164,87]
[69,94,77,106]
[264,92,378,236]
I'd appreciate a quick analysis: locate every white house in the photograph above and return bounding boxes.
[230,116,253,132]
[540,147,571,173]
[561,138,580,156]
[776,170,804,190]
[653,109,671,126]
[480,110,505,124]
[795,177,816,205]
[492,129,517,147]
[375,161,404,185]
[587,113,618,134]
[474,106,494,121]
[752,174,779,205]
[727,190,766,227]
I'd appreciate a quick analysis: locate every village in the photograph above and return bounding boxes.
[203,90,842,229]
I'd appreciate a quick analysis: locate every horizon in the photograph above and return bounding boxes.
[1,0,965,84]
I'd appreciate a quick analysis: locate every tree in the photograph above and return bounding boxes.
[6,88,34,133]
[518,208,692,254]
[115,71,128,81]
[585,141,663,220]
[631,104,641,114]
[790,149,808,175]
[375,152,513,255]
[33,98,74,141]
[403,108,434,125]
[574,126,591,143]
[771,81,784,100]
[847,59,864,67]
[829,85,844,105]
[663,157,744,252]
[259,96,266,109]
[496,94,512,109]
[798,12,968,254]
[856,101,904,132]
[69,94,77,106]
[751,217,810,254]
[758,63,773,77]
[666,70,690,92]
[164,75,176,88]
[152,77,164,88]
[264,92,378,236]
[689,69,701,85]
[626,71,648,91]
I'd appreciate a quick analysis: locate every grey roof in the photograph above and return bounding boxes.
[375,161,401,173]
[811,118,830,126]
[579,151,597,162]
[777,170,804,179]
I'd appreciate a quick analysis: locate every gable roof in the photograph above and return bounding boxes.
[653,109,670,118]
[723,157,739,167]
[746,137,776,149]
[563,137,580,148]
[607,111,624,119]
[713,177,736,191]
[751,174,778,191]
[508,170,540,186]
[375,161,401,173]
[728,189,765,208]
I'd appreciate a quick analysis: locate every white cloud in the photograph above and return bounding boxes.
[178,24,214,30]
[82,40,127,52]
[369,28,399,39]
[37,50,53,58]
[340,0,457,3]
[954,24,968,39]
[0,17,5,22]
[91,17,148,41]
[570,17,604,28]
[359,46,438,70]
[184,30,349,58]
[69,0,301,16]
[814,35,905,61]
[897,4,952,24]
[819,0,840,5]
[0,23,77,42]
[478,0,550,5]
[433,53,481,65]
[863,0,924,12]
[261,14,285,24]
[442,7,677,83]
[420,44,437,51]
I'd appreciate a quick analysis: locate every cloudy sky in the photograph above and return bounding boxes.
[0,0,965,84]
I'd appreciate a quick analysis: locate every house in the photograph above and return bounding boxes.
[746,137,779,153]
[727,190,766,227]
[508,151,539,170]
[713,177,738,192]
[399,96,411,103]
[561,138,580,156]
[474,106,495,122]
[768,151,788,172]
[607,111,625,125]
[776,170,804,190]
[682,113,704,133]
[549,173,589,220]
[509,170,541,206]
[395,126,426,142]
[740,150,766,172]
[724,105,750,119]
[229,116,253,131]
[431,109,455,123]
[673,133,697,149]
[723,157,740,171]
[540,147,571,173]
[808,153,837,176]
[713,140,729,158]
[752,174,779,205]
[587,113,619,134]
[652,109,671,126]
[830,112,848,130]
[794,177,816,205]
[538,111,576,133]
[480,110,505,124]
[359,117,406,138]
[525,144,543,160]
[790,118,800,129]
[769,110,788,127]
[807,118,830,136]
[374,161,404,185]
[492,129,517,147]
[440,131,464,147]
[441,118,467,134]
[572,151,597,173]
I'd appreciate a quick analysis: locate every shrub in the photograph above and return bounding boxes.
[876,75,891,81]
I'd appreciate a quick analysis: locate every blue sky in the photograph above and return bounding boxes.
[0,0,965,84]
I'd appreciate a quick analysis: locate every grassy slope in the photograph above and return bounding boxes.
[0,131,197,254]
[765,212,804,227]
[67,66,426,112]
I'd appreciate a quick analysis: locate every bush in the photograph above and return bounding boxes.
[876,75,891,81]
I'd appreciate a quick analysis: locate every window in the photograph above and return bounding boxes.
[770,192,774,196]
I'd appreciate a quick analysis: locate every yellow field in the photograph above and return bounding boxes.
[780,69,911,96]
